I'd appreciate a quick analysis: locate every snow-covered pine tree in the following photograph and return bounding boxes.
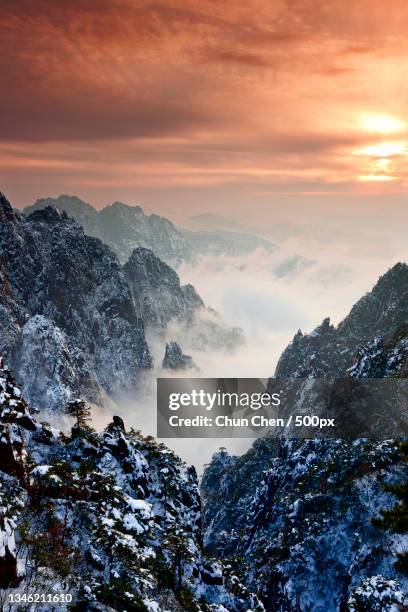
[373,441,408,575]
[66,398,91,433]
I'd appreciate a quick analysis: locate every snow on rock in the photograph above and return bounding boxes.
[0,193,153,411]
[162,341,196,370]
[347,575,407,611]
[0,192,243,410]
[123,246,244,354]
[0,357,263,610]
[202,263,408,610]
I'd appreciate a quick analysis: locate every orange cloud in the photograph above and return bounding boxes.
[2,0,408,208]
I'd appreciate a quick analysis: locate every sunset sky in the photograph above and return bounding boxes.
[2,0,408,226]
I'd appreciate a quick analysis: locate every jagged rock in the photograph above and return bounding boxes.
[162,341,195,370]
[123,247,203,328]
[1,192,244,409]
[276,263,408,378]
[124,247,244,352]
[0,358,263,610]
[24,195,278,267]
[111,415,125,431]
[202,263,408,611]
[0,194,151,411]
[27,205,65,224]
[0,192,16,224]
[26,194,98,231]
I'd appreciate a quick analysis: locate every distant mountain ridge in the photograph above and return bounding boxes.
[23,195,277,266]
[180,227,276,257]
[185,212,245,232]
[24,195,195,266]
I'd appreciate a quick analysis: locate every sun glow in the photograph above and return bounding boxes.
[375,158,391,171]
[360,114,406,135]
[354,138,407,183]
[356,141,407,158]
[358,174,397,182]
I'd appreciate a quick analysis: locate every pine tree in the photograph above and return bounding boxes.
[372,441,408,575]
[162,525,193,592]
[66,398,91,432]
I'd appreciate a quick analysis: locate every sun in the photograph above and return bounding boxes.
[360,114,406,135]
[356,141,407,158]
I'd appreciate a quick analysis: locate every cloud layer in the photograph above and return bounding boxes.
[3,0,408,209]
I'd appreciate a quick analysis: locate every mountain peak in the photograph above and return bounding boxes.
[107,201,144,215]
[26,205,65,224]
[377,261,408,287]
[24,195,97,219]
[162,341,195,370]
[309,317,333,337]
[0,192,16,224]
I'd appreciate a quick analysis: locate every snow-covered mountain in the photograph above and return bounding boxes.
[0,360,263,611]
[123,247,204,329]
[0,194,151,411]
[123,247,244,353]
[201,263,408,611]
[0,193,240,411]
[275,262,408,379]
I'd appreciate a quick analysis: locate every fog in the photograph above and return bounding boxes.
[95,237,403,474]
[41,226,405,474]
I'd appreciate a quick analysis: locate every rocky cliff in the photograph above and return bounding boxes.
[1,192,242,412]
[123,246,243,353]
[202,263,408,611]
[0,193,151,411]
[0,360,263,611]
[275,263,408,379]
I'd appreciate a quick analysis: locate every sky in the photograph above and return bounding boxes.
[1,0,408,227]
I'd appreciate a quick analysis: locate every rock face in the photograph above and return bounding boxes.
[201,263,408,611]
[275,263,408,378]
[0,359,263,611]
[0,193,151,411]
[162,341,195,370]
[123,246,244,353]
[123,247,203,329]
[1,192,242,411]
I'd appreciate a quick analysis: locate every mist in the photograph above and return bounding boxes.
[94,239,402,473]
[39,229,406,473]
